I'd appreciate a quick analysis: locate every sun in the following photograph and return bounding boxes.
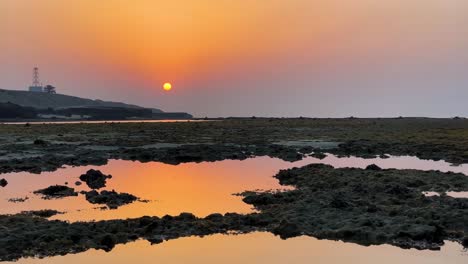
[163,82,172,91]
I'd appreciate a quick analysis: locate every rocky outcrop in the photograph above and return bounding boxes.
[84,190,138,209]
[33,185,78,199]
[79,169,112,189]
[0,179,7,187]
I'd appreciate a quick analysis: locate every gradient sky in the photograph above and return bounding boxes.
[1,0,468,117]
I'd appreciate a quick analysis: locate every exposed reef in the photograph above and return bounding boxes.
[0,118,467,174]
[0,212,261,261]
[1,118,468,261]
[1,164,468,261]
[241,164,468,250]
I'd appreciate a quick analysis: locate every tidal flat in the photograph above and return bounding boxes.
[0,118,468,262]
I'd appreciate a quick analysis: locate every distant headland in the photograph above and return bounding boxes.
[0,88,192,121]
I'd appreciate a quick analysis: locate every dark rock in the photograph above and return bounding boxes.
[396,225,444,244]
[84,190,138,209]
[462,237,468,248]
[175,212,196,221]
[0,178,7,187]
[99,234,116,252]
[21,210,63,218]
[243,193,274,205]
[33,185,78,199]
[148,236,164,245]
[205,213,224,222]
[272,220,301,239]
[33,139,47,145]
[366,164,382,171]
[329,195,350,208]
[143,221,160,234]
[310,152,327,160]
[385,184,411,197]
[366,204,379,213]
[8,197,29,203]
[79,169,112,189]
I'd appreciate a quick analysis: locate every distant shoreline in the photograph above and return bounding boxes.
[0,116,465,124]
[0,119,214,125]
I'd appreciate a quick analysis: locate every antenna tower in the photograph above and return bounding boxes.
[33,67,40,86]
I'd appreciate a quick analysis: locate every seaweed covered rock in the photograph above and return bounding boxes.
[84,190,138,209]
[365,164,382,171]
[0,212,261,261]
[243,163,468,250]
[33,185,78,199]
[79,169,112,189]
[273,220,301,239]
[20,210,63,218]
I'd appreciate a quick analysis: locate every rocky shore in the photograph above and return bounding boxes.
[0,118,467,174]
[1,164,467,261]
[1,118,468,261]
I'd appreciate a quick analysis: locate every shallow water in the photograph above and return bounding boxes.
[1,155,468,222]
[1,154,468,262]
[8,233,468,264]
[0,158,296,221]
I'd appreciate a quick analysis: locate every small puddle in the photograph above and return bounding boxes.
[423,191,468,198]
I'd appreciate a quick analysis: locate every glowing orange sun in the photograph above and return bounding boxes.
[163,82,172,91]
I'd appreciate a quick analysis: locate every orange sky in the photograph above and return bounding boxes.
[1,0,468,116]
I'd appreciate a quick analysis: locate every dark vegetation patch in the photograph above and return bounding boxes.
[79,169,112,189]
[33,185,78,199]
[0,102,37,119]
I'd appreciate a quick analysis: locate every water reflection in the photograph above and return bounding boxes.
[9,232,467,264]
[0,157,298,221]
[1,155,467,222]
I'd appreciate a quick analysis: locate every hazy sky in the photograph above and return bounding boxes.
[1,0,468,117]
